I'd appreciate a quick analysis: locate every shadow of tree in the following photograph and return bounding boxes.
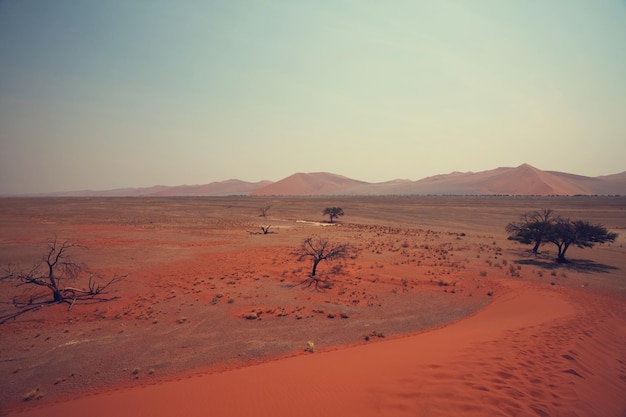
[511,249,619,274]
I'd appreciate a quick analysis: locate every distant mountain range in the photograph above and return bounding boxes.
[22,164,626,197]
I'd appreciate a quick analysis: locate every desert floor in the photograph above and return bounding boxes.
[0,196,625,416]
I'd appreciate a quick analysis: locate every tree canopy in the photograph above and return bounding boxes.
[505,209,556,253]
[547,218,618,263]
[323,207,344,223]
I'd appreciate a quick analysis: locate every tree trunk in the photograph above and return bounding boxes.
[48,275,63,302]
[52,287,63,302]
[311,259,320,276]
[532,241,540,253]
[557,242,571,263]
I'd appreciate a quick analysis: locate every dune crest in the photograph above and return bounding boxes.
[25,164,626,197]
[11,281,625,417]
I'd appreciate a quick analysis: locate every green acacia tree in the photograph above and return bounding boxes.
[505,208,557,253]
[547,218,617,263]
[506,211,617,263]
[323,207,344,223]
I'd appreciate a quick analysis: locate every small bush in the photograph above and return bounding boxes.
[243,311,259,320]
[331,264,343,274]
[305,341,315,353]
[364,331,385,341]
[23,388,43,402]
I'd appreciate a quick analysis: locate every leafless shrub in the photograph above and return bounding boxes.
[1,237,126,324]
[294,236,355,290]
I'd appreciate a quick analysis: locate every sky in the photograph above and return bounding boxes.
[1,0,625,194]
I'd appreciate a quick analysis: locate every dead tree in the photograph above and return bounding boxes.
[260,225,272,234]
[1,237,126,324]
[295,237,353,290]
[259,205,271,218]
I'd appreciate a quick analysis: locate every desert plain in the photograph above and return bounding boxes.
[0,196,625,417]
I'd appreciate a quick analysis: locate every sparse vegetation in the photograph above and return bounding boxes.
[364,331,385,341]
[23,388,43,401]
[508,264,520,277]
[2,196,622,411]
[243,311,259,320]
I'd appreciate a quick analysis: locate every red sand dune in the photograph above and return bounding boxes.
[251,172,368,196]
[150,179,273,196]
[349,164,601,196]
[30,164,626,197]
[12,280,625,417]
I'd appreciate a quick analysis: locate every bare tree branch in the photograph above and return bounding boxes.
[294,237,354,290]
[1,238,126,324]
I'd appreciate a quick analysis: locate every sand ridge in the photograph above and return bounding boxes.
[9,279,625,417]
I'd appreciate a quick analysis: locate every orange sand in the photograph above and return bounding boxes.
[2,197,625,417]
[11,280,625,417]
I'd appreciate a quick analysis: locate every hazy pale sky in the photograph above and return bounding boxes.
[1,1,625,194]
